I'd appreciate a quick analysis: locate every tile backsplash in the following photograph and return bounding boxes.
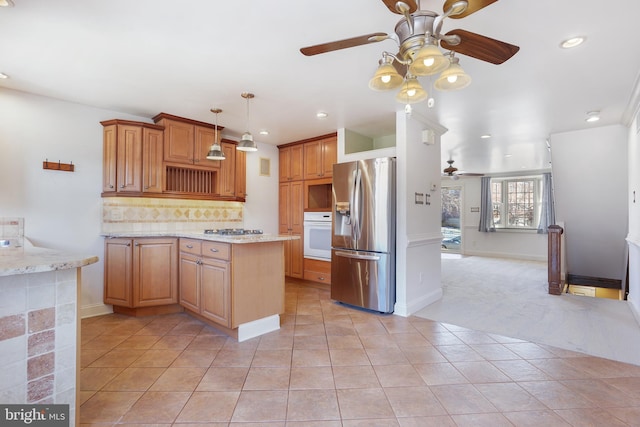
[102,198,243,233]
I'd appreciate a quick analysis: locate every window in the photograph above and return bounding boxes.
[491,176,542,229]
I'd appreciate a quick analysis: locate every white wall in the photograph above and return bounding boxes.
[0,88,279,314]
[394,111,446,316]
[444,176,547,261]
[550,125,628,281]
[627,110,640,321]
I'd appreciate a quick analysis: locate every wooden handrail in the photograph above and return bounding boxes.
[548,225,564,295]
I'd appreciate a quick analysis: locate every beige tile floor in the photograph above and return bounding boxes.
[80,280,640,426]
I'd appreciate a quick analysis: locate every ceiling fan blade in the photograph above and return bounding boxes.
[300,33,388,56]
[444,0,497,18]
[381,0,418,14]
[458,172,484,176]
[440,29,519,64]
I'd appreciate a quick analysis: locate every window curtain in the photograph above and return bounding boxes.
[537,172,555,234]
[478,176,495,232]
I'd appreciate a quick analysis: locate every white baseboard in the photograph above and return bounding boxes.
[394,287,443,317]
[81,303,113,319]
[463,249,547,262]
[237,314,280,342]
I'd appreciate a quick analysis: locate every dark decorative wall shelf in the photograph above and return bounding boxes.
[43,160,75,172]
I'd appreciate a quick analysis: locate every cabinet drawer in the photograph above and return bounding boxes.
[202,241,231,261]
[304,269,331,285]
[180,238,202,255]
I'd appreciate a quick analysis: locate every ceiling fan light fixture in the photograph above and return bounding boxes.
[395,75,428,104]
[369,55,403,91]
[0,0,14,7]
[206,108,225,161]
[237,92,258,152]
[409,41,449,76]
[434,57,471,91]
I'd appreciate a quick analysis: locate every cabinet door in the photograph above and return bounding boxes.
[303,140,322,180]
[279,182,291,234]
[116,125,143,192]
[290,233,304,279]
[102,125,117,193]
[104,238,133,307]
[194,125,218,167]
[133,238,178,307]
[235,149,246,199]
[218,142,236,197]
[200,257,231,327]
[290,180,304,234]
[179,252,201,313]
[321,137,337,178]
[289,144,304,181]
[163,119,194,164]
[142,127,164,193]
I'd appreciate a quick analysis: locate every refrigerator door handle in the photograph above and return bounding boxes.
[352,168,362,240]
[334,250,381,261]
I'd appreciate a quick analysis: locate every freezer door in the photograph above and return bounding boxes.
[332,161,357,250]
[330,249,395,313]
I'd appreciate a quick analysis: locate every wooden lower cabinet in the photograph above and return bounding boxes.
[303,258,331,284]
[178,238,284,333]
[104,237,179,315]
[179,239,231,328]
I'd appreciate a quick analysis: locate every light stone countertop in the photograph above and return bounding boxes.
[101,231,300,244]
[0,246,99,277]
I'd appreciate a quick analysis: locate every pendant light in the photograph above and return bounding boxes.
[237,92,258,152]
[206,108,225,160]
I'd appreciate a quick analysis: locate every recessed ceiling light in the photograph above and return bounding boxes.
[504,154,512,158]
[259,130,269,135]
[585,111,600,123]
[480,134,491,139]
[0,72,8,79]
[0,0,14,7]
[316,112,328,119]
[560,36,585,49]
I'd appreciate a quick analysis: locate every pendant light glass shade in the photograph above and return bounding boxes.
[434,57,471,91]
[369,55,403,91]
[395,75,428,104]
[206,108,226,160]
[409,41,449,76]
[237,92,258,152]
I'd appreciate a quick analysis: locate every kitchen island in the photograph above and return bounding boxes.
[102,232,295,341]
[0,245,98,427]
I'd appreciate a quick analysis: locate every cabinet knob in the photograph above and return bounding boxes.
[134,242,140,246]
[209,248,219,253]
[318,277,325,281]
[126,243,131,247]
[109,184,114,189]
[186,244,194,249]
[119,185,125,188]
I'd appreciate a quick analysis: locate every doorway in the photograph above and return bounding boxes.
[441,186,462,253]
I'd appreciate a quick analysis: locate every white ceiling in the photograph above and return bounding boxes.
[1,0,639,175]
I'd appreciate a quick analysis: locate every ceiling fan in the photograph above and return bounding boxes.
[300,0,519,65]
[300,0,519,105]
[443,159,484,179]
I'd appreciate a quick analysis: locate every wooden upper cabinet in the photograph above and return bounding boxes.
[153,113,221,169]
[194,125,219,166]
[218,141,236,197]
[304,136,337,180]
[279,144,304,182]
[235,149,247,199]
[101,120,164,194]
[142,127,164,193]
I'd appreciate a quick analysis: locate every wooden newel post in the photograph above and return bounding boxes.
[548,225,564,295]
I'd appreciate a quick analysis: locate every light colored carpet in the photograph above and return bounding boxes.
[414,254,640,366]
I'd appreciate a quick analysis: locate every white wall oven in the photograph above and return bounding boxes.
[303,212,331,261]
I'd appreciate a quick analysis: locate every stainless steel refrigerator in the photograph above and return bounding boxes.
[331,157,396,313]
